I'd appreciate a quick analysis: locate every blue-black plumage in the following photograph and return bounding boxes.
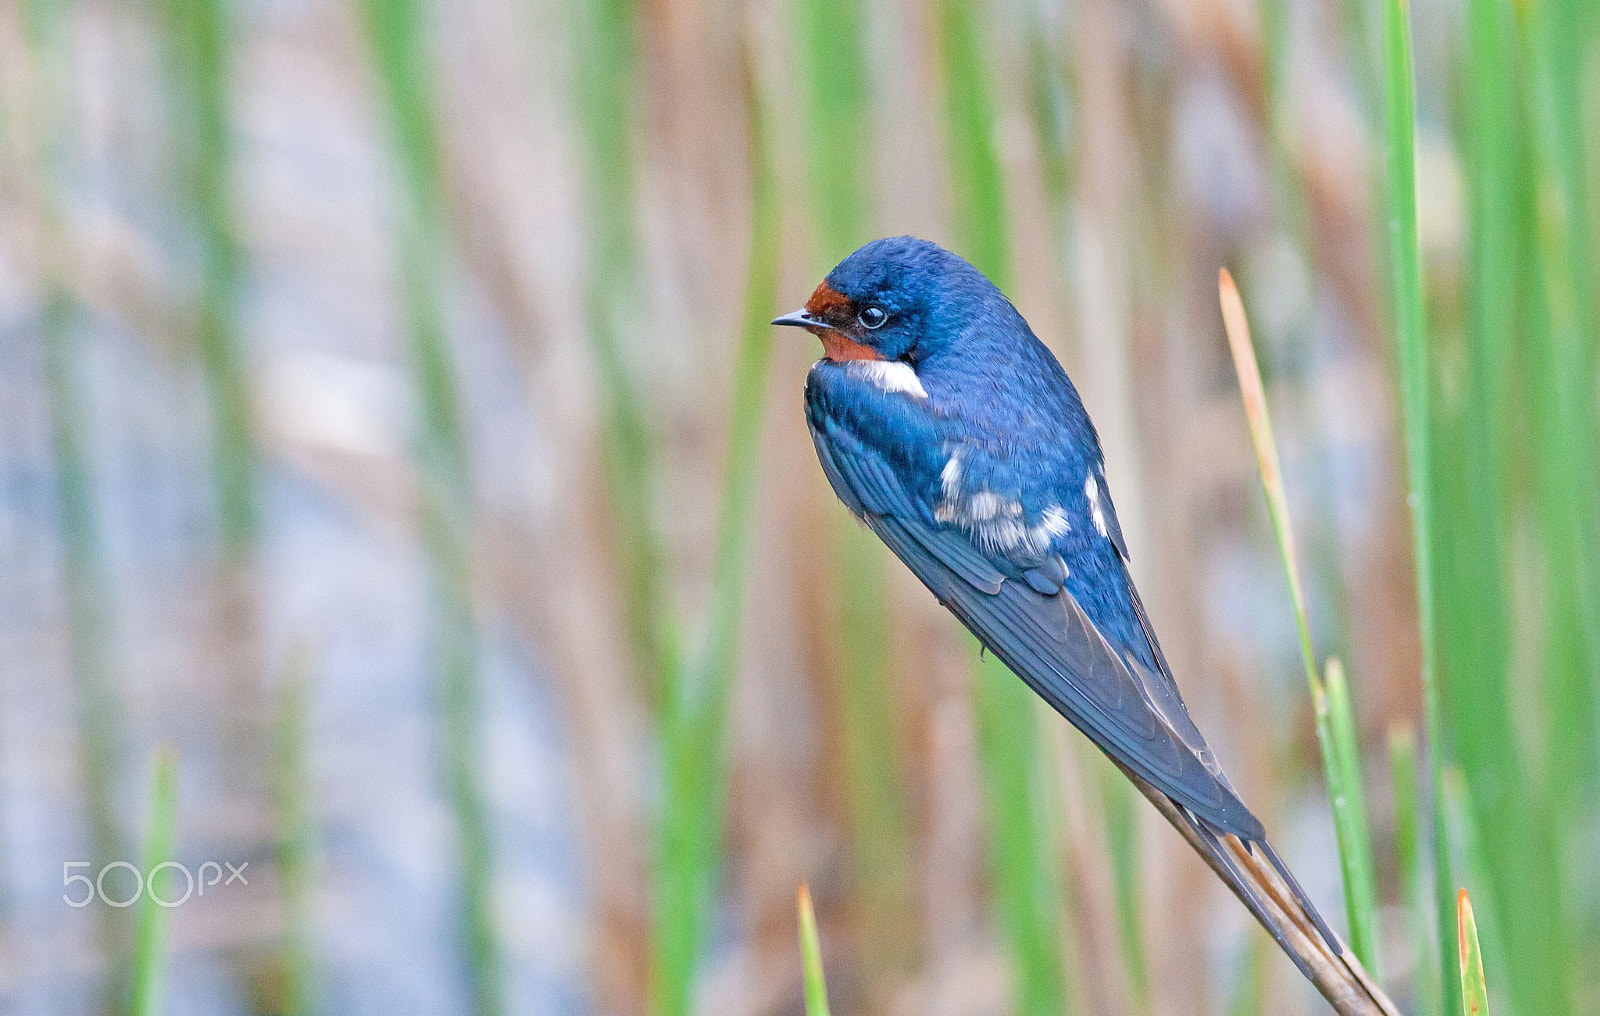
[777,236,1396,1016]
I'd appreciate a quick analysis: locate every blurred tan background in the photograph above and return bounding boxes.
[0,0,1593,1014]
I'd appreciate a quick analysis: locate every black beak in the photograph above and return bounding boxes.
[772,309,831,330]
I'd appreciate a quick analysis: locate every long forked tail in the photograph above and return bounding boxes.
[1114,763,1402,1016]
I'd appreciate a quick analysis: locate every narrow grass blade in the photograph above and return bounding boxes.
[156,0,256,558]
[1389,724,1437,1016]
[1218,270,1381,972]
[648,50,779,1016]
[793,0,916,980]
[1255,0,1311,248]
[1323,658,1380,971]
[1461,0,1516,536]
[41,269,125,881]
[939,0,1008,286]
[1438,4,1580,1015]
[130,748,178,1016]
[794,0,870,257]
[1377,1,1456,1008]
[1100,760,1149,1014]
[797,885,832,1016]
[1456,891,1488,1016]
[21,0,127,903]
[1438,766,1505,1012]
[22,11,133,1008]
[1250,0,1355,673]
[1217,270,1316,676]
[1024,16,1154,1009]
[357,3,500,1012]
[939,2,1069,1011]
[1023,7,1075,229]
[276,644,317,1016]
[971,654,1069,1016]
[830,540,913,964]
[1523,0,1600,739]
[573,0,670,705]
[1335,0,1382,127]
[1519,17,1600,1006]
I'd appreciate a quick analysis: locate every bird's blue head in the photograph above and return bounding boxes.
[773,236,1005,364]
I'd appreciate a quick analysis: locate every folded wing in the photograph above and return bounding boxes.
[808,412,1263,839]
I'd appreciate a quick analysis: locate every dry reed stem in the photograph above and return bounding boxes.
[1117,764,1401,1016]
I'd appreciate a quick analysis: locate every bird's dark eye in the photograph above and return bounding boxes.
[858,306,887,329]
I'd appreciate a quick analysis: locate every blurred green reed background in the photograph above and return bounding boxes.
[0,0,1596,1014]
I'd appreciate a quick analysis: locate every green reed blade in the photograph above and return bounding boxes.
[1024,15,1156,1008]
[1528,0,1600,986]
[23,11,130,1006]
[1456,890,1488,1016]
[792,0,916,981]
[1442,5,1549,1016]
[1251,0,1355,674]
[130,748,178,1016]
[1217,272,1317,686]
[1430,1,1587,1012]
[794,0,870,258]
[41,282,125,876]
[1219,271,1381,972]
[648,52,778,1016]
[940,0,1008,289]
[22,0,127,900]
[1335,0,1382,126]
[1377,1,1457,1009]
[971,652,1070,1016]
[830,530,914,962]
[276,645,317,1016]
[1380,0,1430,732]
[1389,724,1438,1016]
[1100,757,1150,1014]
[358,3,500,1012]
[1438,765,1505,1013]
[573,0,670,706]
[1462,0,1516,530]
[1256,0,1312,249]
[939,2,1070,1011]
[156,0,255,557]
[1523,0,1600,833]
[1023,9,1074,227]
[1323,658,1380,971]
[797,886,833,1016]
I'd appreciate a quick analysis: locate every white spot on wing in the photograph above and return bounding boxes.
[941,450,963,495]
[975,513,1026,554]
[936,450,963,522]
[1039,505,1072,539]
[847,359,928,399]
[937,475,1070,558]
[969,490,1001,521]
[1086,472,1109,539]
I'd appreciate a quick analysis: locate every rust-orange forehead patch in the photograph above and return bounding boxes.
[804,281,853,318]
[806,281,883,361]
[802,281,882,361]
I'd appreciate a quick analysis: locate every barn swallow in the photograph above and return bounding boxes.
[776,237,1395,1016]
